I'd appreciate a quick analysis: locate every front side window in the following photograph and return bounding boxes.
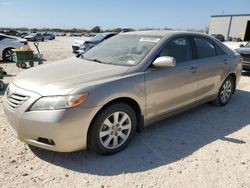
[158,37,193,63]
[194,37,216,58]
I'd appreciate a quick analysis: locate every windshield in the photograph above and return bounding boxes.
[90,34,107,42]
[245,42,250,47]
[82,35,161,66]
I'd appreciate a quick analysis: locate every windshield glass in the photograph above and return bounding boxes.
[90,34,107,42]
[82,35,161,66]
[245,42,250,47]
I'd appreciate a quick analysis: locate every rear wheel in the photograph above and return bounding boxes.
[0,81,4,91]
[88,103,137,155]
[2,48,13,62]
[20,62,27,69]
[29,62,34,67]
[212,76,234,106]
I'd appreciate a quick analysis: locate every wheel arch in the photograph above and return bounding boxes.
[226,72,237,93]
[2,47,15,56]
[87,97,144,147]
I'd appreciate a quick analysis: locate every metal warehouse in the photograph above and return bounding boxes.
[209,14,250,41]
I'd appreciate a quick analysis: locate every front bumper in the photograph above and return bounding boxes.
[242,61,250,70]
[3,83,100,152]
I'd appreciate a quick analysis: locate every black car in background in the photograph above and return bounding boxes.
[235,41,250,71]
[211,34,225,42]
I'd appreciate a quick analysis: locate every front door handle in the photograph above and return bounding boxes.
[190,66,198,73]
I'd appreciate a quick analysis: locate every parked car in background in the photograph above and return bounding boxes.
[211,34,225,42]
[72,32,117,54]
[0,34,29,61]
[3,31,242,155]
[24,33,44,41]
[235,41,250,71]
[42,33,55,40]
[55,33,66,36]
[5,30,20,37]
[20,32,29,38]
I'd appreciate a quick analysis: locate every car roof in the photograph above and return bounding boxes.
[0,33,16,39]
[121,30,207,38]
[99,32,117,35]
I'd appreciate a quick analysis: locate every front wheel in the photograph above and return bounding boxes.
[20,62,27,69]
[88,103,137,155]
[0,80,4,91]
[212,76,234,106]
[2,48,13,62]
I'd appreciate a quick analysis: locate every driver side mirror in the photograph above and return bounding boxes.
[153,56,176,68]
[239,44,244,48]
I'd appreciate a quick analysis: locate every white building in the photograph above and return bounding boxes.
[209,14,250,41]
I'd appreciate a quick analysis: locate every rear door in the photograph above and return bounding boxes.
[192,36,229,101]
[145,36,200,119]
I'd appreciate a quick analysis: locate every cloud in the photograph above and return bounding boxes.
[0,1,10,6]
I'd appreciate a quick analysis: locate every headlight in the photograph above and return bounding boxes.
[29,94,88,111]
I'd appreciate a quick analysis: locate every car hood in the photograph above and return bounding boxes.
[12,57,130,96]
[235,47,250,54]
[73,39,86,45]
[74,38,94,45]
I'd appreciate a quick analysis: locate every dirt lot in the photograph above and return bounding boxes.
[0,37,250,188]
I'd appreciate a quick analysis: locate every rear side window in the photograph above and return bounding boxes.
[159,37,193,63]
[215,44,226,55]
[194,37,216,58]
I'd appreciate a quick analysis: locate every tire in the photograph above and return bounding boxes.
[0,81,4,91]
[212,76,235,106]
[20,62,27,69]
[2,48,13,62]
[88,103,137,155]
[29,62,34,67]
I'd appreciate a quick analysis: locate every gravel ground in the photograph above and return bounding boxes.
[0,38,250,188]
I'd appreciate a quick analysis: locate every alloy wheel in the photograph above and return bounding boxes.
[3,49,13,61]
[99,111,132,149]
[220,80,232,103]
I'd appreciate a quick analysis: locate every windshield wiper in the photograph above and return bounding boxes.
[91,59,104,64]
[81,57,106,64]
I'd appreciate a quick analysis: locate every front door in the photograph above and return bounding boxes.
[145,36,199,120]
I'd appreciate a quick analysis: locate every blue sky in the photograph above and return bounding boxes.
[0,0,249,29]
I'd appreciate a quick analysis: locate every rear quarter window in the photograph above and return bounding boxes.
[194,37,216,58]
[215,43,226,55]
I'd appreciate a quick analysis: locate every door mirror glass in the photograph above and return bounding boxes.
[153,56,176,68]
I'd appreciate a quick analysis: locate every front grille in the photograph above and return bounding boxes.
[241,54,250,62]
[6,93,30,109]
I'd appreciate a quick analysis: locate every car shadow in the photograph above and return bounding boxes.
[29,89,250,176]
[0,60,15,64]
